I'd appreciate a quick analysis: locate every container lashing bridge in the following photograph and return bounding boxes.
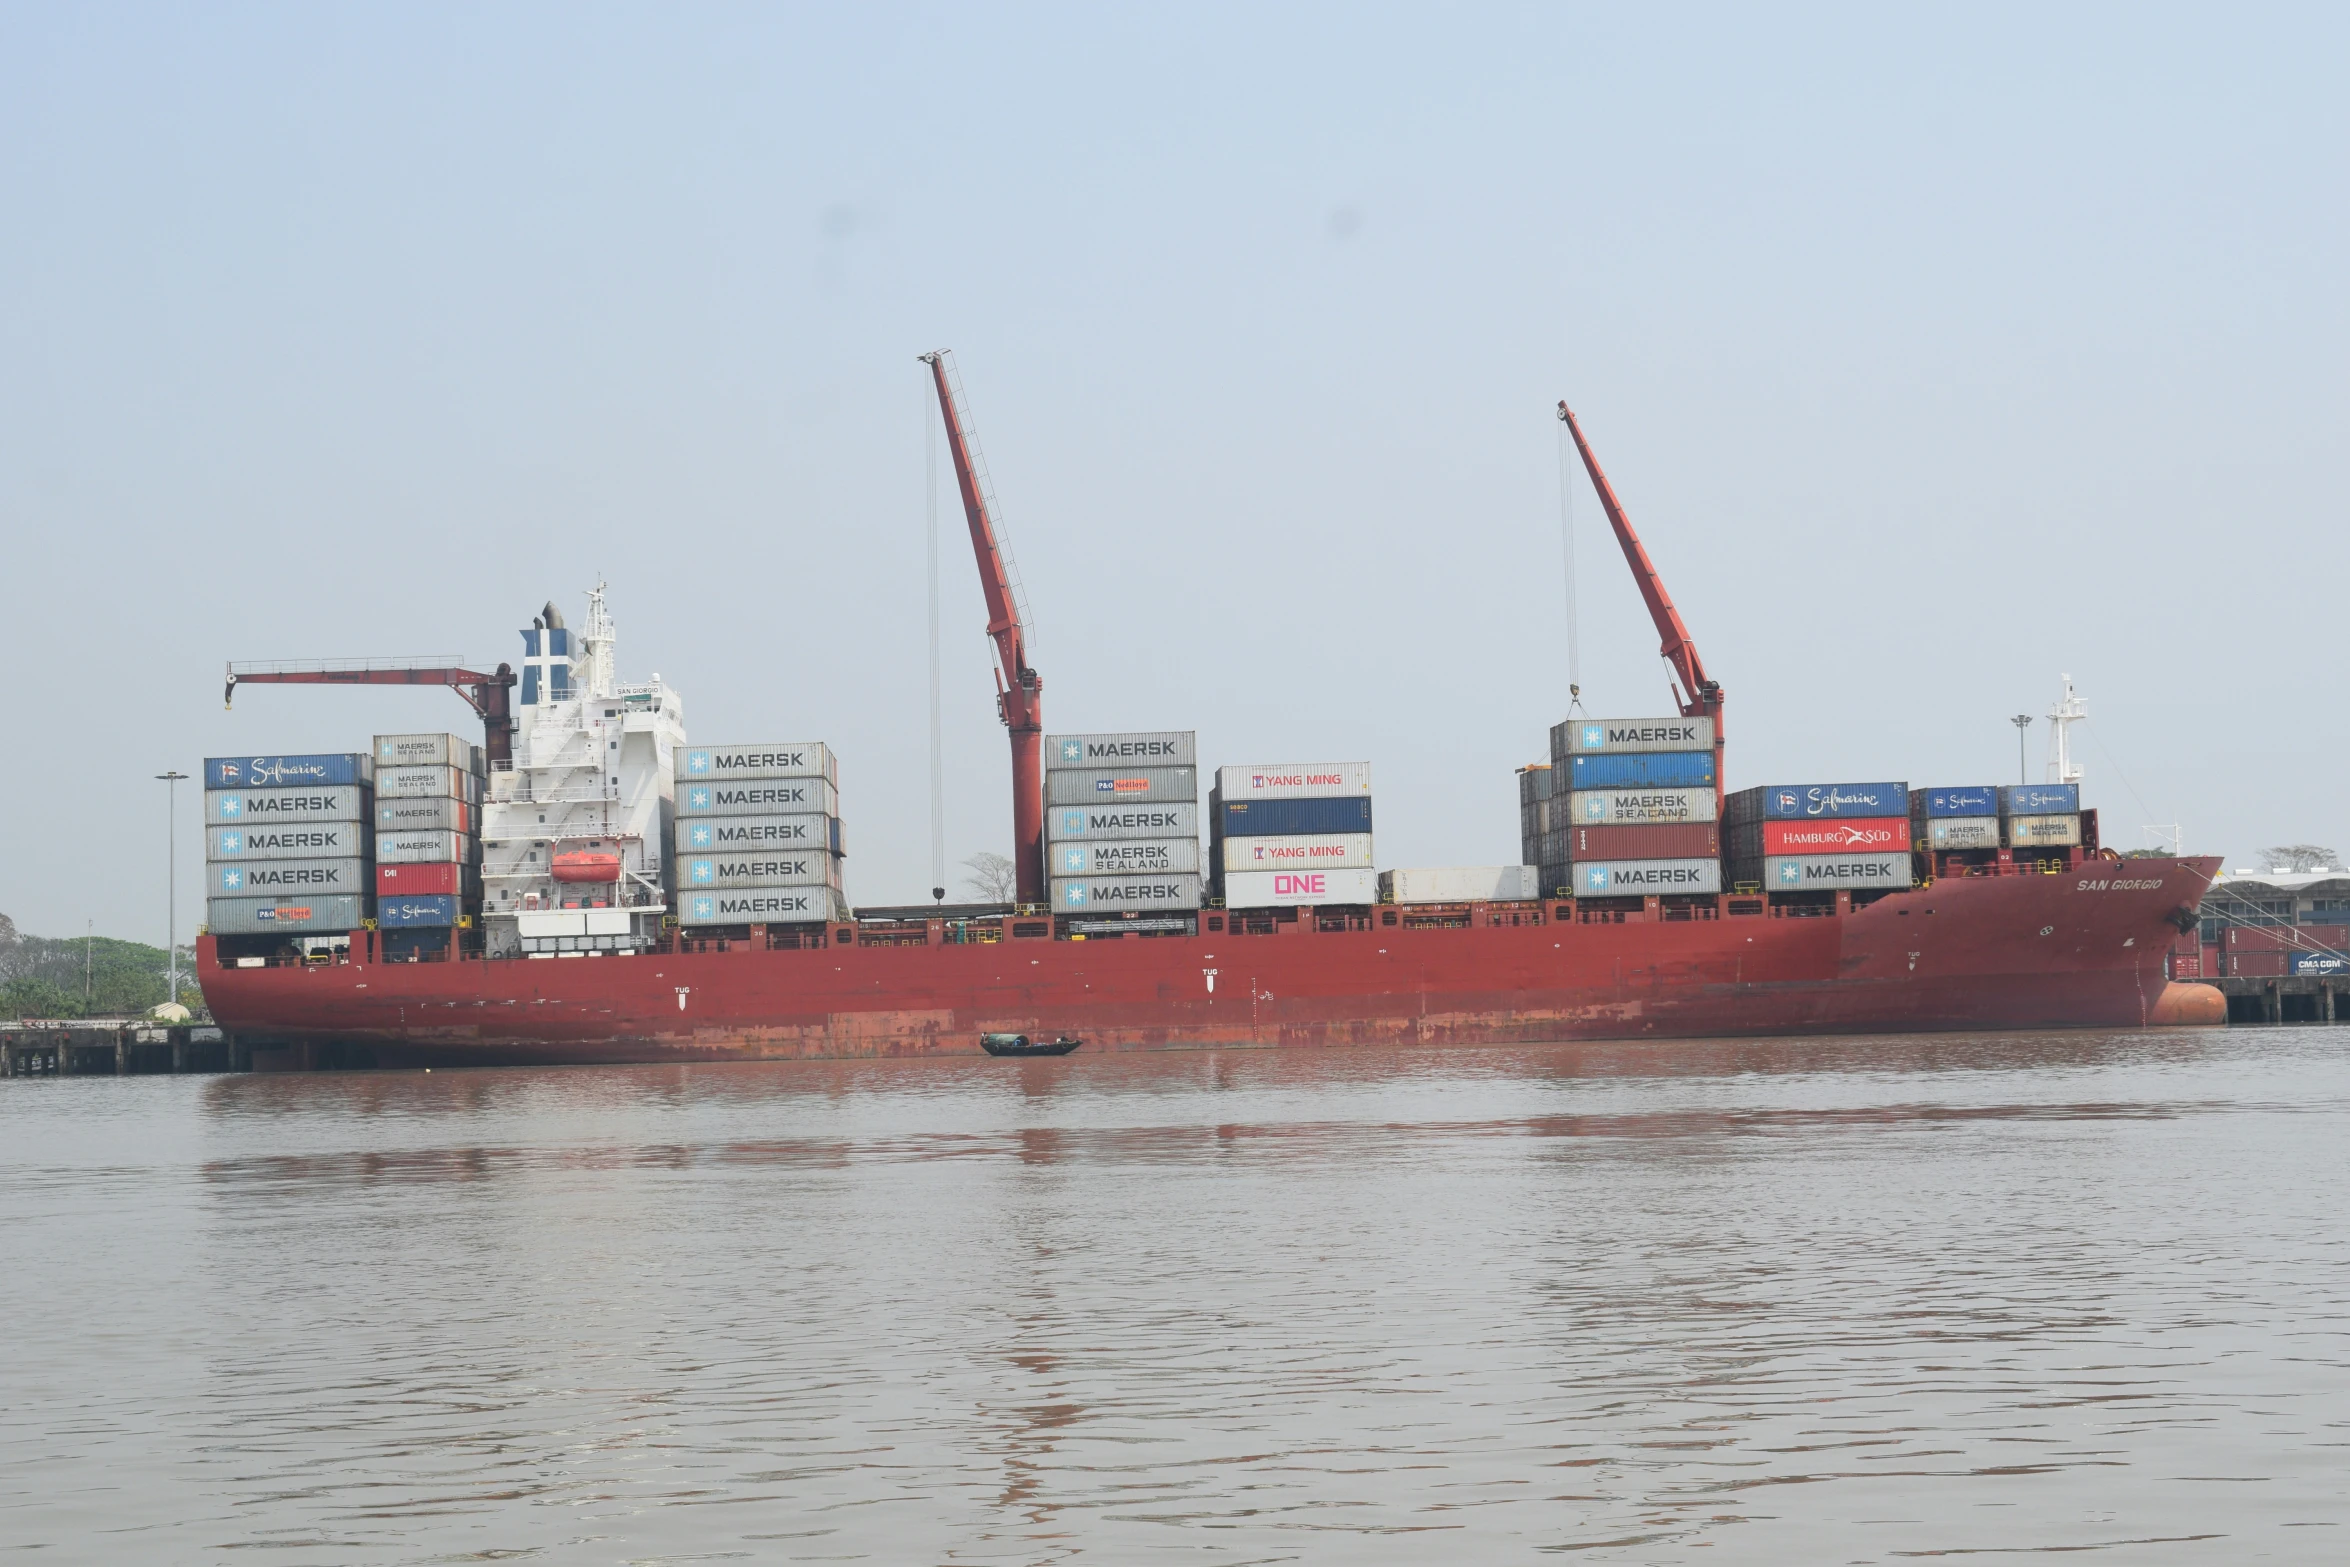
[223,659,520,768]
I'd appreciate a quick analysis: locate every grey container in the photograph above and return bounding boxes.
[1552,715,1717,757]
[1048,731,1197,769]
[680,887,847,926]
[681,850,843,890]
[212,858,368,896]
[1054,838,1201,877]
[1050,874,1204,912]
[677,743,840,785]
[206,893,368,935]
[1047,800,1200,841]
[376,829,480,865]
[1921,817,2000,851]
[376,797,475,834]
[208,821,368,862]
[1566,859,1722,896]
[676,813,842,854]
[376,764,484,803]
[676,778,841,817]
[374,733,484,774]
[1045,767,1198,806]
[1750,852,1913,891]
[204,785,368,825]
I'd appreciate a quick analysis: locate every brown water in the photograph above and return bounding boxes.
[4,1028,2347,1564]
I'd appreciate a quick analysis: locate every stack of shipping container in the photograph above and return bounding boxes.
[1724,782,1913,894]
[1909,784,2002,878]
[1046,732,1202,915]
[674,744,847,927]
[2001,783,2083,859]
[1211,763,1375,908]
[1547,717,1721,896]
[203,753,375,942]
[372,733,485,955]
[2216,922,2350,979]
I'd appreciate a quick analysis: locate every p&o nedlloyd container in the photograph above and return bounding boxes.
[1047,767,1198,806]
[206,893,369,936]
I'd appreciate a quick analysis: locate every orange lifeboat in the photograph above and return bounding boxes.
[550,851,622,884]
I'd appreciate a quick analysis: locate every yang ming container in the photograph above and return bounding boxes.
[683,851,843,890]
[1048,801,1202,841]
[1218,833,1373,872]
[676,814,843,854]
[1757,852,1912,890]
[1214,764,1371,800]
[206,785,367,825]
[1569,788,1718,825]
[1220,868,1377,908]
[2001,783,2081,815]
[1051,875,1205,912]
[1571,859,1722,895]
[1214,796,1374,838]
[212,858,367,896]
[677,744,840,785]
[680,888,847,926]
[676,778,841,817]
[208,822,367,861]
[205,753,373,789]
[1566,752,1717,790]
[1725,782,1907,821]
[204,893,368,935]
[1551,716,1715,756]
[1046,767,1198,806]
[1056,839,1202,877]
[1049,732,1197,768]
[1912,786,2000,818]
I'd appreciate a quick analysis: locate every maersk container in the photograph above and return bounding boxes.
[680,887,847,926]
[676,814,844,855]
[1219,833,1374,873]
[1568,787,1717,825]
[1046,767,1198,806]
[1551,716,1716,757]
[1049,731,1197,769]
[683,851,843,890]
[676,743,840,785]
[1923,817,2001,851]
[1221,868,1377,908]
[376,796,474,834]
[1567,823,1721,861]
[374,734,484,774]
[1572,859,1722,895]
[212,858,367,896]
[2004,813,2083,848]
[2001,783,2081,815]
[1754,852,1913,890]
[205,785,368,825]
[1048,801,1201,842]
[375,894,461,929]
[376,862,480,897]
[1215,796,1374,838]
[1724,782,1907,821]
[204,893,368,935]
[205,753,373,790]
[1052,874,1205,912]
[1056,839,1202,877]
[1215,763,1372,801]
[1518,764,1556,806]
[208,822,368,862]
[1732,818,1912,856]
[676,778,842,817]
[376,764,484,803]
[1565,752,1717,790]
[1912,785,2000,819]
[376,829,480,865]
[1380,866,1542,904]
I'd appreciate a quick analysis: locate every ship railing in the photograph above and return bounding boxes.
[492,784,622,805]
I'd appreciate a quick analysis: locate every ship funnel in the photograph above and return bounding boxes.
[542,600,567,631]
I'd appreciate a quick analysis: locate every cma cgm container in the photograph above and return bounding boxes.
[684,851,843,890]
[1049,802,1202,842]
[1761,853,1912,890]
[1921,817,2001,851]
[208,822,367,861]
[377,830,480,865]
[1565,823,1720,861]
[375,733,484,772]
[1216,764,1372,801]
[1381,866,1542,904]
[1725,782,1908,821]
[1219,834,1374,872]
[1223,868,1379,908]
[213,858,367,895]
[1733,818,1912,855]
[1912,786,2000,818]
[2005,814,2083,848]
[205,753,373,789]
[1047,768,1199,806]
[1056,839,1202,877]
[375,797,474,834]
[681,888,847,926]
[205,894,369,935]
[2294,953,2350,975]
[1569,788,1717,825]
[1052,875,1204,912]
[2001,783,2080,815]
[1567,752,1717,790]
[677,779,841,817]
[1574,859,1722,895]
[206,785,367,824]
[376,765,484,803]
[678,815,844,854]
[1552,716,1716,756]
[677,744,839,785]
[1050,732,1197,768]
[1215,796,1374,838]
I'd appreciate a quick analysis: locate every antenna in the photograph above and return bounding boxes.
[2046,674,2086,785]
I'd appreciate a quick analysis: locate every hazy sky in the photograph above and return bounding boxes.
[3,5,2343,944]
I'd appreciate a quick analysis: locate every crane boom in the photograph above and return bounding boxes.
[921,351,1045,905]
[224,659,520,767]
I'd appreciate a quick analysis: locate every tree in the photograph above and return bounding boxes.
[961,851,1018,903]
[2260,845,2341,874]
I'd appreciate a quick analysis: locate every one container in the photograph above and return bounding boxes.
[212,858,367,896]
[375,894,462,929]
[1724,782,1908,821]
[1047,801,1202,841]
[1045,767,1199,806]
[676,743,840,785]
[1922,817,2001,851]
[1552,716,1716,756]
[204,893,368,935]
[1565,753,1717,790]
[1218,833,1374,872]
[376,829,480,865]
[1736,818,1911,856]
[376,862,480,897]
[205,785,368,825]
[207,822,368,861]
[1380,866,1541,904]
[1568,788,1719,825]
[680,888,848,926]
[1220,868,1378,908]
[676,778,842,817]
[1050,875,1205,912]
[374,734,484,773]
[2004,814,2083,848]
[1214,763,1372,801]
[683,851,844,890]
[1567,823,1721,861]
[1911,786,2001,818]
[1055,839,1202,877]
[205,753,373,789]
[1048,732,1197,769]
[1572,859,1723,895]
[1754,853,1912,890]
[1214,796,1374,838]
[375,797,474,834]
[2001,783,2081,815]
[376,765,484,803]
[676,814,843,854]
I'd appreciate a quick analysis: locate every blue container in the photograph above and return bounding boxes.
[205,753,374,789]
[1730,781,1908,820]
[2293,953,2349,976]
[376,894,461,928]
[1566,752,1717,790]
[1911,785,2000,819]
[1216,795,1374,838]
[2001,783,2080,815]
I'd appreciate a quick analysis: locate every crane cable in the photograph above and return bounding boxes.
[1555,411,1584,715]
[925,370,947,901]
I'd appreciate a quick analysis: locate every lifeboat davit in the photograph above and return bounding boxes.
[550,851,622,884]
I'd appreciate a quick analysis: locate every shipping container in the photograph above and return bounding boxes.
[683,851,843,890]
[207,822,368,861]
[676,778,842,817]
[376,862,481,897]
[1922,817,2001,851]
[2224,951,2289,978]
[1380,866,1541,904]
[1214,763,1372,800]
[212,858,367,896]
[1047,801,1202,842]
[376,829,480,865]
[1218,833,1374,872]
[1045,767,1199,806]
[2293,953,2350,976]
[374,733,483,774]
[677,814,844,854]
[1518,763,1556,805]
[2001,783,2081,815]
[1572,859,1722,895]
[1566,752,1717,790]
[680,888,847,926]
[1911,785,2000,818]
[1048,732,1197,769]
[205,753,373,789]
[1056,839,1202,877]
[1221,868,1378,908]
[676,743,840,785]
[376,895,462,929]
[1567,823,1722,861]
[2004,813,2083,848]
[1724,782,1909,821]
[1551,716,1716,757]
[1214,795,1374,838]
[375,765,484,803]
[204,893,368,935]
[1732,818,1912,856]
[1052,874,1205,912]
[1748,853,1913,891]
[374,796,474,834]
[1568,788,1718,825]
[2221,924,2350,952]
[205,784,368,825]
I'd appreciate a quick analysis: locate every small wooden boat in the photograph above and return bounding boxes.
[979,1032,1082,1057]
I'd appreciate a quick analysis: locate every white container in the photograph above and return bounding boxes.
[1218,833,1374,872]
[1380,866,1542,904]
[1552,716,1716,756]
[676,813,841,854]
[1215,763,1372,800]
[207,822,368,862]
[2005,813,2083,848]
[1048,731,1197,769]
[205,785,368,825]
[1046,801,1201,841]
[1045,767,1197,805]
[1222,867,1380,907]
[680,887,848,926]
[1571,859,1722,895]
[676,743,839,785]
[1568,788,1719,825]
[205,893,367,935]
[375,733,483,773]
[376,765,484,803]
[376,829,478,865]
[1923,817,2000,850]
[1051,874,1204,912]
[1757,853,1912,891]
[682,850,843,890]
[1054,839,1201,877]
[375,797,474,834]
[212,857,368,896]
[676,778,841,817]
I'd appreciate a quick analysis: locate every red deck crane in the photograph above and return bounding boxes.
[223,659,520,768]
[922,351,1046,905]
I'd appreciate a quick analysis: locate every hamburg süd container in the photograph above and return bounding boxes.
[1569,788,1718,825]
[375,797,474,834]
[1734,818,1912,856]
[1922,817,2001,851]
[376,829,480,865]
[1048,801,1202,842]
[375,894,462,929]
[676,778,842,817]
[684,851,843,890]
[681,888,847,926]
[1049,732,1198,768]
[204,893,369,935]
[374,734,484,773]
[1572,859,1722,895]
[1045,767,1199,806]
[1051,874,1205,912]
[1911,785,2000,818]
[205,785,368,824]
[1755,852,1912,890]
[1724,782,1908,821]
[1565,752,1717,790]
[1218,833,1374,872]
[1214,763,1371,801]
[205,753,374,789]
[1566,823,1721,861]
[1214,796,1374,838]
[1379,866,1542,904]
[1551,716,1716,756]
[375,765,484,803]
[1056,839,1202,877]
[2004,813,2083,848]
[2000,783,2081,815]
[212,858,367,895]
[376,862,480,897]
[207,822,367,861]
[676,814,843,854]
[1221,868,1379,908]
[677,744,840,785]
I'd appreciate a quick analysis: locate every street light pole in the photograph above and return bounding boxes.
[156,771,187,1007]
[2009,716,2033,786]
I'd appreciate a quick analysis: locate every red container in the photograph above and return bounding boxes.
[2169,954,2205,979]
[2224,951,2289,978]
[1567,823,1720,861]
[1759,817,1911,855]
[379,862,466,896]
[2223,924,2348,953]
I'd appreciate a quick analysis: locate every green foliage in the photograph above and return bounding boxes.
[0,918,205,1020]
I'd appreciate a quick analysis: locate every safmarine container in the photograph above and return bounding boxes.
[1051,874,1205,912]
[1215,763,1372,800]
[1056,839,1202,877]
[375,797,474,834]
[683,851,843,890]
[376,863,480,897]
[375,894,461,928]
[1724,782,1908,821]
[1048,802,1202,842]
[1572,859,1722,895]
[1215,796,1374,838]
[212,858,367,895]
[676,814,843,854]
[1046,767,1198,806]
[676,778,841,817]
[2005,814,2083,848]
[2000,783,2080,815]
[205,753,373,789]
[1922,817,2001,851]
[676,743,840,785]
[1551,716,1716,756]
[1380,866,1541,903]
[205,785,367,824]
[1569,788,1718,825]
[376,829,480,865]
[1758,853,1912,890]
[1049,732,1197,768]
[1221,868,1378,908]
[208,822,368,861]
[1566,753,1717,790]
[1912,786,2000,818]
[376,765,484,803]
[681,888,847,926]
[1734,818,1912,855]
[1218,833,1374,872]
[374,734,484,773]
[204,894,368,935]
[1567,823,1720,861]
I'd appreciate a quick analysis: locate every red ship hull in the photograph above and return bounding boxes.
[198,858,2225,1069]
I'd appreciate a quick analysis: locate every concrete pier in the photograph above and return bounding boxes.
[0,1024,239,1076]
